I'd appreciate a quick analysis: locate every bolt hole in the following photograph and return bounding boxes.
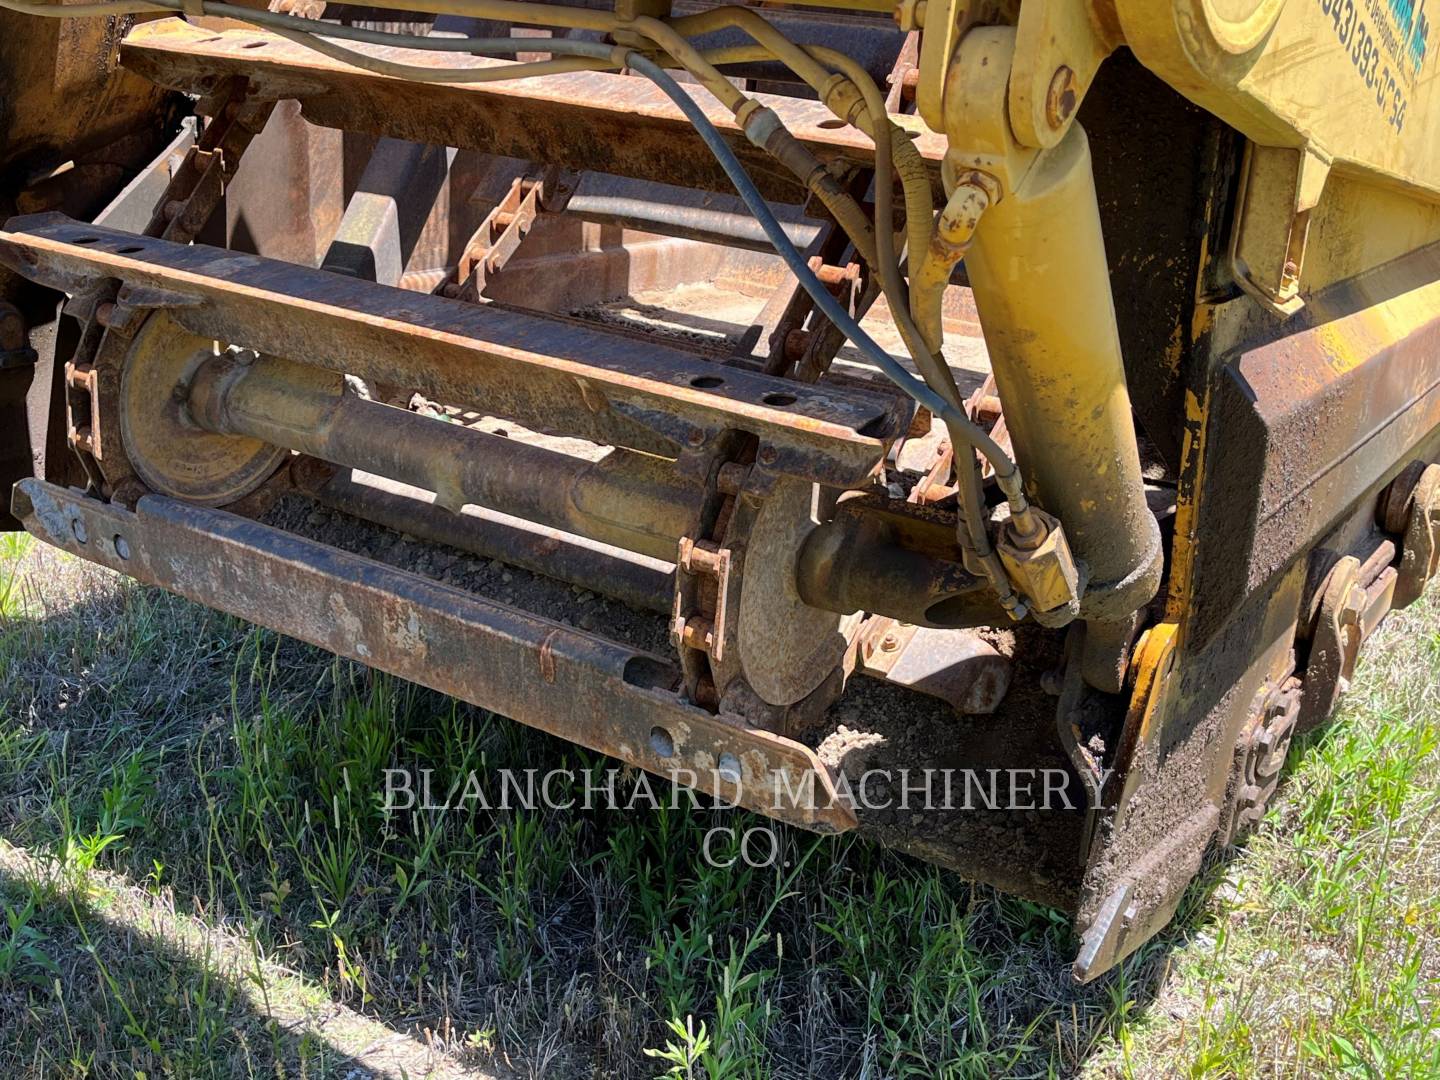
[70,518,87,544]
[761,392,797,407]
[817,118,847,129]
[856,412,889,438]
[113,534,130,560]
[649,725,675,758]
[244,40,268,48]
[71,237,100,245]
[690,375,724,389]
[717,752,742,784]
[115,245,144,255]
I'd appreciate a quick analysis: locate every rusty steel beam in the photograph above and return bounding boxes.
[14,478,857,833]
[118,21,944,202]
[0,215,906,488]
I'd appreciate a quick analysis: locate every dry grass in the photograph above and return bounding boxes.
[0,534,1436,1078]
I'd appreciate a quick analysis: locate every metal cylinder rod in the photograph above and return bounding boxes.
[314,468,675,613]
[185,351,705,561]
[184,351,1015,629]
[564,174,823,252]
[796,499,1011,628]
[963,126,1162,688]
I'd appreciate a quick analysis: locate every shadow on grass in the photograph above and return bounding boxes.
[0,857,460,1079]
[0,563,1277,1078]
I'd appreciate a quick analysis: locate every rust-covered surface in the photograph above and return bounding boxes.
[120,20,946,203]
[15,477,858,833]
[0,214,908,488]
[0,13,178,222]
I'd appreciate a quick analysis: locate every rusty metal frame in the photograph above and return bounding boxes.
[14,477,856,833]
[0,215,907,489]
[119,20,944,204]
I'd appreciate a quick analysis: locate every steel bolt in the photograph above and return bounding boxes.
[758,446,778,466]
[881,632,900,653]
[894,0,926,30]
[1045,66,1078,129]
[897,67,921,106]
[679,616,714,652]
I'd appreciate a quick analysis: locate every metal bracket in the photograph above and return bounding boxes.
[854,617,1011,714]
[1230,143,1332,316]
[1008,0,1115,149]
[672,535,734,668]
[902,0,976,135]
[437,169,574,303]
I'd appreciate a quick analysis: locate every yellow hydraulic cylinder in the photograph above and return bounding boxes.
[963,124,1162,689]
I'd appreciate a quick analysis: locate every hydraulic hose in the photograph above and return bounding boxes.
[685,19,1017,591]
[672,10,933,278]
[267,29,616,81]
[0,0,620,26]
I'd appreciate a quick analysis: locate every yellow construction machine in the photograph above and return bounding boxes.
[1,0,1437,978]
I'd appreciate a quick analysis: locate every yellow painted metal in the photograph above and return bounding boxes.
[1230,142,1333,312]
[905,0,1440,311]
[996,506,1082,615]
[911,0,979,133]
[1008,0,1115,149]
[939,26,1041,197]
[1300,169,1440,288]
[1107,0,1440,200]
[963,123,1163,624]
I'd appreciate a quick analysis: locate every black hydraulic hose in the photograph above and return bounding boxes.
[619,52,1016,474]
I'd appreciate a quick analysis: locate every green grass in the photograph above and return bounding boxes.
[0,538,1436,1077]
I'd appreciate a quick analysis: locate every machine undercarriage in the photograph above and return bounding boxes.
[1,0,1438,980]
